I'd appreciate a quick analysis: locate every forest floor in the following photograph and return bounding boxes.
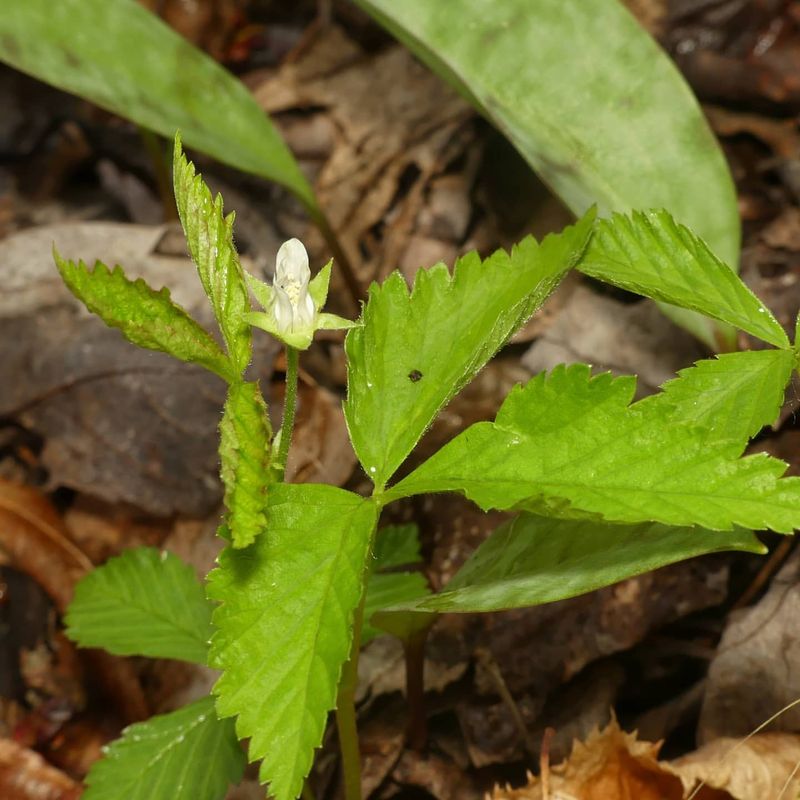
[2,1,800,798]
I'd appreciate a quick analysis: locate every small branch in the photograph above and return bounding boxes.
[305,203,362,313]
[336,592,367,800]
[277,347,300,479]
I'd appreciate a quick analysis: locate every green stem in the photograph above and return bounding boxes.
[305,201,362,312]
[277,347,300,480]
[336,591,366,800]
[137,126,177,221]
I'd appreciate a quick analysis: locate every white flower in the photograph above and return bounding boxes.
[245,238,359,349]
[273,238,315,333]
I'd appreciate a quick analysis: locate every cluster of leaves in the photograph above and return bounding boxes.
[1,0,737,347]
[56,141,800,800]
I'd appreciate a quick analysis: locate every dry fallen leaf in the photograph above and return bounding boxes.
[490,718,800,800]
[0,480,147,723]
[0,738,82,800]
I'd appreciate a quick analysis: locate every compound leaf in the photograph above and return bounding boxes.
[174,140,252,375]
[387,364,800,533]
[54,255,235,382]
[83,696,244,800]
[398,514,763,614]
[345,211,593,490]
[644,349,794,446]
[219,381,272,549]
[352,0,739,349]
[66,548,213,665]
[208,484,379,800]
[0,0,314,208]
[578,211,789,349]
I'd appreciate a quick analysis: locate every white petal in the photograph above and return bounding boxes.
[272,285,294,332]
[275,238,310,286]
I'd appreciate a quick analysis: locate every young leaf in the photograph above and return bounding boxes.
[372,523,423,569]
[394,514,763,614]
[54,255,235,382]
[0,0,315,208]
[578,211,789,349]
[345,211,593,489]
[174,140,252,374]
[351,0,740,349]
[66,548,213,665]
[386,364,800,533]
[83,696,244,800]
[643,349,794,446]
[219,381,272,549]
[208,484,379,800]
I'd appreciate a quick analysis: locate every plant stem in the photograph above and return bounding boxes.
[404,626,430,751]
[336,592,366,800]
[305,202,362,312]
[277,347,300,479]
[137,126,177,221]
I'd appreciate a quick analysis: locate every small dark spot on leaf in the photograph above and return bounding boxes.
[408,370,422,382]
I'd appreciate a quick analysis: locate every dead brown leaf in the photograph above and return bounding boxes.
[0,738,82,800]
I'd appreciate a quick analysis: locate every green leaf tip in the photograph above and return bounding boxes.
[579,209,789,350]
[389,362,800,533]
[65,547,213,664]
[83,696,245,800]
[53,250,236,382]
[346,209,594,490]
[173,137,252,374]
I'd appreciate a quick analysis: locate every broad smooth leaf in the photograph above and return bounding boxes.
[362,572,430,645]
[219,381,272,549]
[578,211,790,349]
[643,349,794,446]
[362,524,428,644]
[66,548,213,664]
[345,211,593,489]
[386,364,800,532]
[0,0,314,208]
[83,696,245,800]
[208,484,379,800]
[174,141,252,374]
[394,514,763,614]
[352,0,739,349]
[54,255,235,382]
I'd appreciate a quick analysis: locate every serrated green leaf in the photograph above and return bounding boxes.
[208,484,379,800]
[219,381,272,549]
[578,211,789,349]
[174,140,252,374]
[345,212,593,490]
[394,514,763,615]
[372,524,422,570]
[0,0,314,208]
[54,254,235,382]
[65,548,213,664]
[352,0,740,349]
[643,349,794,446]
[83,696,244,800]
[386,363,800,532]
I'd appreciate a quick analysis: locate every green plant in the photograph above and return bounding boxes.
[56,139,800,800]
[1,0,737,346]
